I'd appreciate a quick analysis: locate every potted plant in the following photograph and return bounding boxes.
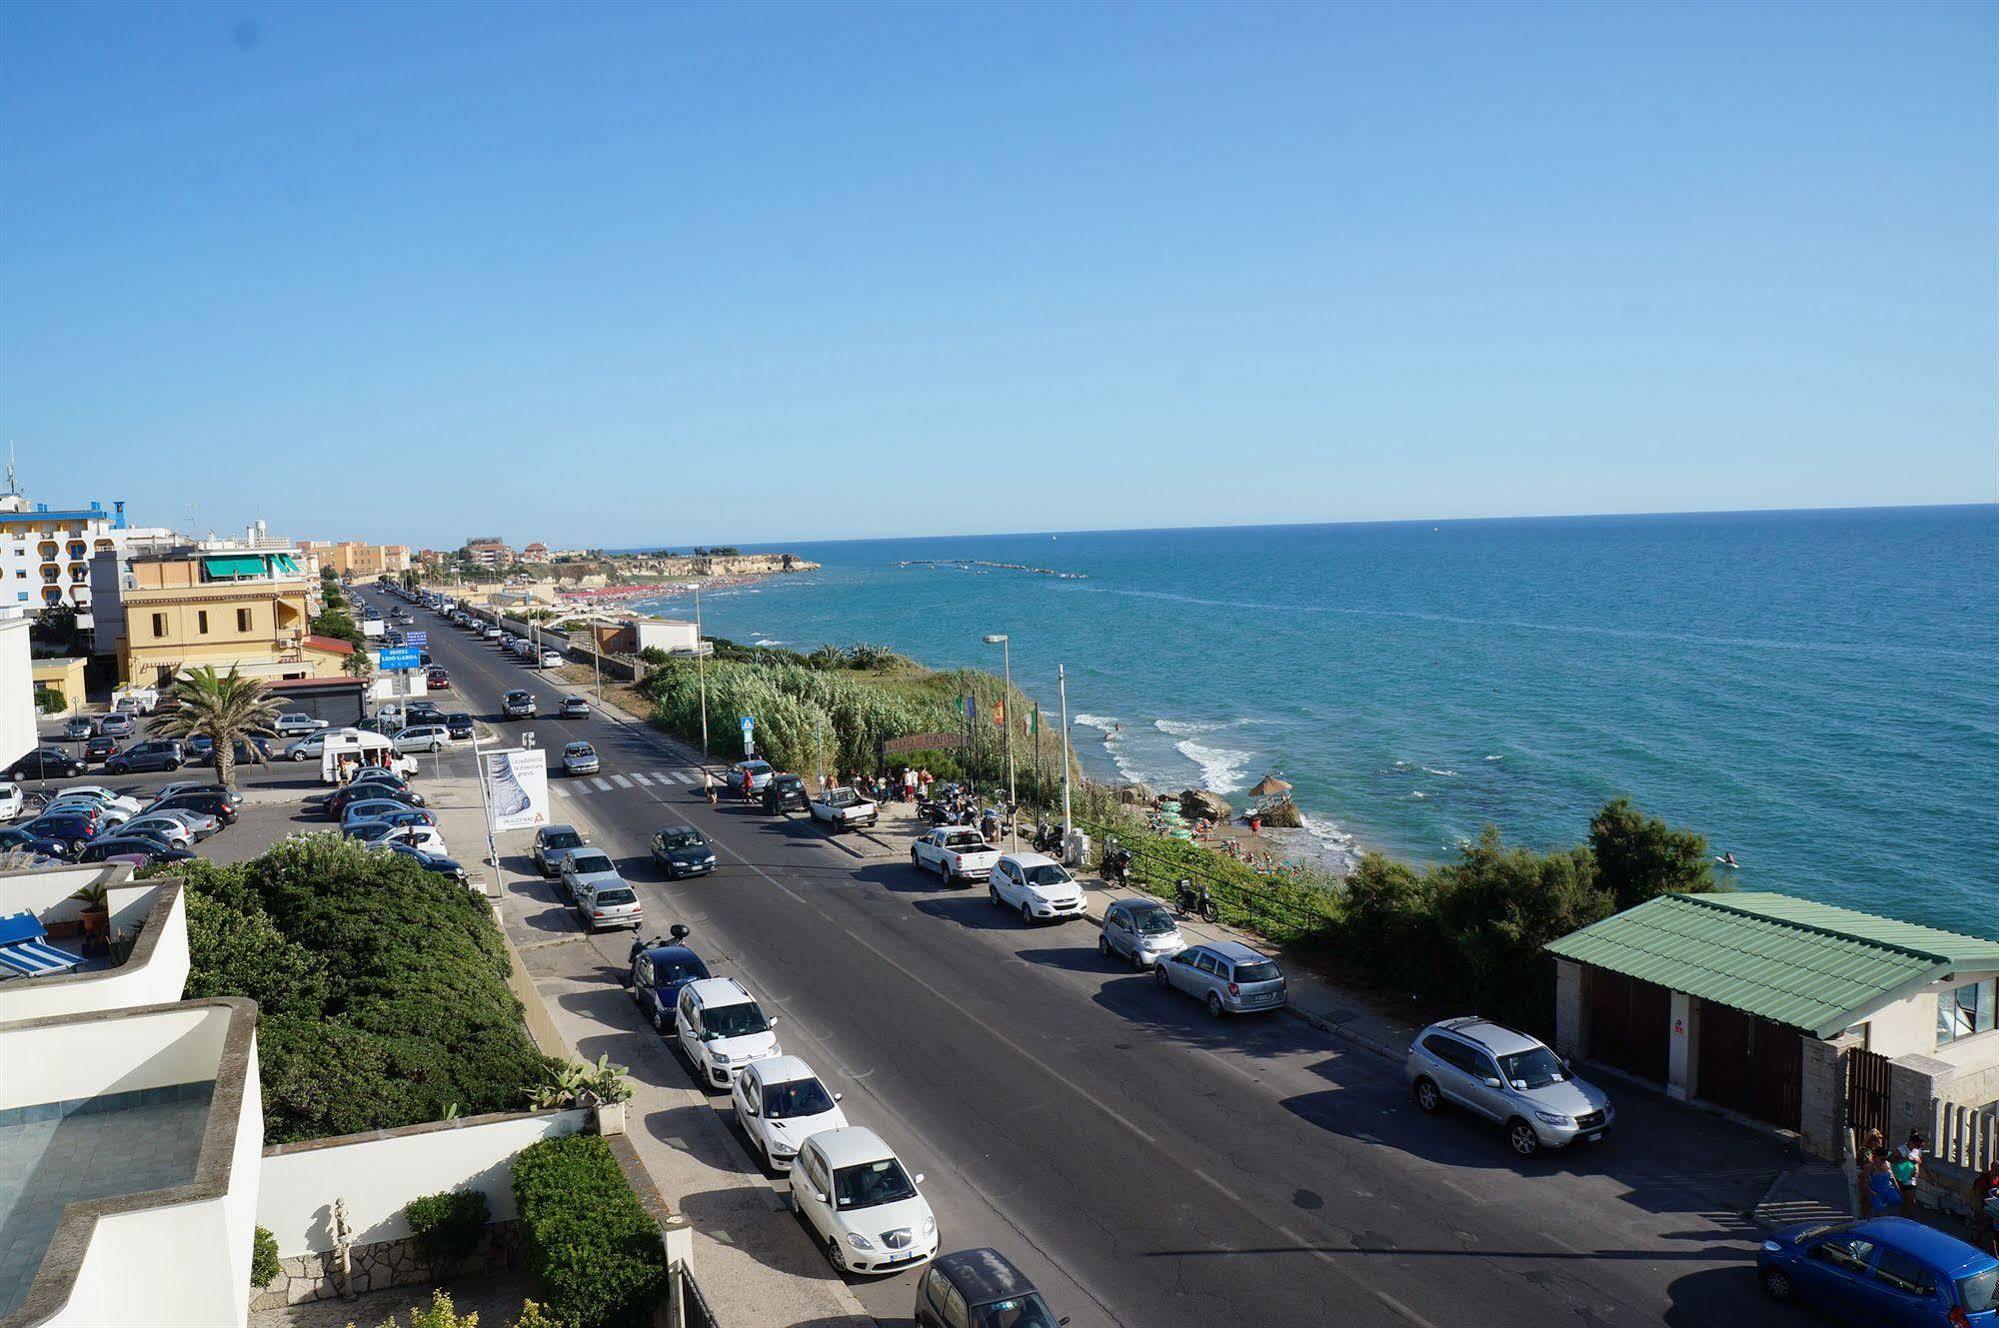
[70,879,110,953]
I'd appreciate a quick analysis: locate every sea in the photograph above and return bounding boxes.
[626,506,1999,936]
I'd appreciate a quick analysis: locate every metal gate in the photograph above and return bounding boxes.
[1696,1001,1802,1131]
[1847,1046,1893,1140]
[1586,968,1671,1084]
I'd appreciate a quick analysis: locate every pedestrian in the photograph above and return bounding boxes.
[903,766,917,802]
[1892,1132,1925,1212]
[1862,1127,1885,1158]
[1973,1159,1999,1256]
[1865,1149,1903,1218]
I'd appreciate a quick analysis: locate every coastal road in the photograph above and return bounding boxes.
[393,592,1809,1328]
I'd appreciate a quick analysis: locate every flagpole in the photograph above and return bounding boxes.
[1058,665,1072,861]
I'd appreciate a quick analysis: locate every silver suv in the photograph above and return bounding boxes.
[1405,1017,1613,1157]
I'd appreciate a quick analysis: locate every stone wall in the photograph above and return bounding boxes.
[250,1221,522,1310]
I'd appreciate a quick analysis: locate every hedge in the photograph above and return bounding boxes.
[512,1135,668,1328]
[404,1188,490,1266]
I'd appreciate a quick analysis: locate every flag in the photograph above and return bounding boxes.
[1029,705,1039,736]
[961,695,975,722]
[992,701,1005,725]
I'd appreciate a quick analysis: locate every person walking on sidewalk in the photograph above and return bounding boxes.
[1892,1131,1926,1213]
[1973,1160,1999,1256]
[1865,1149,1903,1218]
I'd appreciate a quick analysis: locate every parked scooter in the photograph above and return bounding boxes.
[626,923,693,969]
[1174,876,1219,924]
[1032,821,1065,855]
[1101,837,1134,887]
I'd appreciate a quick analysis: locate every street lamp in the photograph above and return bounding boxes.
[982,633,1017,851]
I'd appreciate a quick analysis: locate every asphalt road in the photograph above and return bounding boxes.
[360,593,1813,1328]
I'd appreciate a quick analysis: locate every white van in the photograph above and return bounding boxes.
[317,728,419,784]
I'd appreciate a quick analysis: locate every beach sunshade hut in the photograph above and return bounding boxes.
[1249,775,1292,798]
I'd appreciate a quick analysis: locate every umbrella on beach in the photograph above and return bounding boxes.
[1249,775,1292,798]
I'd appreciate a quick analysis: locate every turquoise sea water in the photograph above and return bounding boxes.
[630,506,1998,935]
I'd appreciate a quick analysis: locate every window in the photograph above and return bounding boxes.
[1813,1234,1876,1274]
[12,569,21,578]
[237,607,251,632]
[1938,978,1996,1046]
[197,610,209,634]
[151,612,166,637]
[942,1285,970,1328]
[1872,1248,1932,1296]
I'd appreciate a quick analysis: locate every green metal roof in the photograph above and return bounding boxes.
[1546,892,1999,1039]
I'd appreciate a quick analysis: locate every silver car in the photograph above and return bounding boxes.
[1098,898,1186,969]
[1152,940,1287,1016]
[1404,1017,1614,1157]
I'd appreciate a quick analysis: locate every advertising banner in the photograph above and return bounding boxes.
[483,747,550,832]
[377,646,422,671]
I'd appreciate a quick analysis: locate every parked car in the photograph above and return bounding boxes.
[502,689,536,719]
[574,875,643,932]
[82,734,118,764]
[1098,897,1186,969]
[790,1126,937,1275]
[729,760,775,797]
[426,668,451,690]
[283,733,332,762]
[79,834,194,865]
[149,789,241,825]
[104,739,185,775]
[916,1249,1068,1328]
[0,782,23,820]
[1405,1016,1612,1156]
[340,800,438,832]
[45,798,129,827]
[539,649,564,668]
[52,786,144,817]
[0,826,70,860]
[910,827,999,884]
[392,725,451,754]
[321,781,423,820]
[559,696,590,719]
[483,625,503,640]
[375,841,469,882]
[650,826,717,879]
[673,976,779,1089]
[809,786,879,832]
[184,735,271,765]
[628,938,712,1033]
[8,748,85,781]
[562,742,600,776]
[988,853,1086,924]
[1759,1216,1998,1326]
[61,716,95,741]
[136,808,221,840]
[273,713,329,738]
[149,781,241,809]
[351,822,449,855]
[532,824,588,878]
[405,700,442,722]
[117,813,195,848]
[557,847,623,903]
[732,1054,847,1173]
[1154,940,1287,1019]
[19,811,104,855]
[762,773,809,814]
[95,712,136,738]
[444,712,476,740]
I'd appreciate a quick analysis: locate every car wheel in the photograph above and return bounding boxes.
[164,759,180,771]
[107,762,126,775]
[787,1186,800,1215]
[1131,947,1147,972]
[1507,1119,1541,1157]
[71,840,86,856]
[293,749,309,761]
[1759,1267,1793,1302]
[1205,992,1225,1018]
[989,884,1001,908]
[1098,935,1112,959]
[1153,963,1170,988]
[1020,901,1033,926]
[1412,1078,1442,1113]
[651,1006,667,1034]
[823,1235,844,1272]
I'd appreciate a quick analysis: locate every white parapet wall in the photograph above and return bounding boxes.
[0,617,34,772]
[0,881,189,1025]
[257,1109,590,1255]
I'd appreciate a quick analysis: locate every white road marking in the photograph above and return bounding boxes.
[550,784,571,799]
[629,772,654,787]
[592,777,613,792]
[610,774,633,789]
[671,770,696,784]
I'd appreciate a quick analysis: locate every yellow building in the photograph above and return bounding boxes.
[298,540,412,578]
[31,657,87,714]
[119,547,353,686]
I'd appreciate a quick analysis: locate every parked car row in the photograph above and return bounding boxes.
[0,780,241,867]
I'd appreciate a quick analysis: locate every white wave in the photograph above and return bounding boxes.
[1155,718,1224,738]
[1483,754,1504,762]
[1391,759,1414,770]
[1420,766,1460,778]
[1176,740,1253,792]
[753,638,784,647]
[1072,713,1120,735]
[1299,814,1357,848]
[1409,790,1429,800]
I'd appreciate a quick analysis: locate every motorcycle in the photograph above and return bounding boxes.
[1101,839,1134,887]
[1032,821,1065,855]
[1174,876,1219,924]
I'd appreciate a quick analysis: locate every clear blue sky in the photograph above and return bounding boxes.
[2,1,1993,547]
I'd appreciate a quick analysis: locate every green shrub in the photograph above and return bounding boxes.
[33,688,66,714]
[405,1189,491,1266]
[250,1225,280,1287]
[513,1135,668,1328]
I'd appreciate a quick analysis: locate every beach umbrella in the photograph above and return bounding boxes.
[1249,775,1292,798]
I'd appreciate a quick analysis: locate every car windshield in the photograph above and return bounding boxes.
[701,1002,770,1039]
[566,745,593,757]
[970,1294,1064,1328]
[1960,1268,1998,1313]
[1020,864,1071,888]
[568,852,614,875]
[941,831,983,848]
[1131,907,1178,936]
[1233,960,1281,984]
[1498,1046,1567,1089]
[593,888,637,906]
[832,1158,916,1210]
[543,830,583,850]
[763,1077,836,1119]
[661,829,704,849]
[742,762,771,775]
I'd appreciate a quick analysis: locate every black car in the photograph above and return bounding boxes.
[79,834,195,865]
[105,739,185,775]
[649,826,717,879]
[325,783,425,820]
[8,748,85,781]
[443,712,475,740]
[502,689,536,719]
[82,735,119,764]
[0,827,71,860]
[627,938,711,1033]
[916,1249,1068,1328]
[19,811,103,855]
[762,774,809,814]
[406,701,441,722]
[383,842,468,881]
[149,790,240,825]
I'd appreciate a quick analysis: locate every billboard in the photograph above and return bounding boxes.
[405,631,428,647]
[377,646,422,671]
[483,747,550,832]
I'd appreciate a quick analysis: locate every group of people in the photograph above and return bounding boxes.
[1859,1126,1999,1256]
[334,749,401,784]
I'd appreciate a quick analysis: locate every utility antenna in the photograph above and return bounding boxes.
[5,444,17,497]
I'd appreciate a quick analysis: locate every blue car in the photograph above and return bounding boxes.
[0,826,72,860]
[1760,1217,1998,1326]
[627,941,712,1034]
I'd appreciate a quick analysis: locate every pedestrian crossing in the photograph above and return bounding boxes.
[548,768,700,800]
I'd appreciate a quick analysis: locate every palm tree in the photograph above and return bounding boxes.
[150,666,280,787]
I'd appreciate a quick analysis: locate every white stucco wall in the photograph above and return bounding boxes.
[0,616,35,771]
[0,862,131,932]
[0,883,187,1024]
[0,1002,227,1109]
[256,1110,589,1256]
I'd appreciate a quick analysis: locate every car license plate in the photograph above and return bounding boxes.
[1586,1131,1603,1143]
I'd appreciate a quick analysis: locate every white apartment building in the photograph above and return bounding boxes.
[0,492,174,639]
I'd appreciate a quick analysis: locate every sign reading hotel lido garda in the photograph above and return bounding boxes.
[376,646,422,672]
[483,747,550,832]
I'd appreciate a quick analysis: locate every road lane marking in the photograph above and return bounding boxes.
[629,772,654,787]
[550,785,571,799]
[671,770,696,784]
[610,774,633,789]
[592,777,613,792]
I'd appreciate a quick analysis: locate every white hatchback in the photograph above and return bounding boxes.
[731,1054,846,1173]
[790,1126,938,1275]
[674,977,780,1089]
[989,852,1087,924]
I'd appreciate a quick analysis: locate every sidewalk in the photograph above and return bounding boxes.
[426,763,876,1328]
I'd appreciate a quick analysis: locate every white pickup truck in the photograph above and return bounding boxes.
[808,786,879,832]
[909,826,1001,883]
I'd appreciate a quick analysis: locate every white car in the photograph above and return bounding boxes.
[732,1055,847,1173]
[115,813,194,849]
[53,786,145,818]
[273,713,329,738]
[0,782,23,821]
[483,625,503,640]
[789,1126,937,1275]
[392,724,450,754]
[144,808,221,839]
[909,827,1000,883]
[539,649,564,668]
[47,799,132,827]
[355,822,449,856]
[674,977,780,1090]
[989,852,1087,924]
[558,847,624,904]
[808,786,879,832]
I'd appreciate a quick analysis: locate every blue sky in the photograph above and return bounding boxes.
[2,1,1992,546]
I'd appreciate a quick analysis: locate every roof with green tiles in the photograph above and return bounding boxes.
[1546,892,1999,1039]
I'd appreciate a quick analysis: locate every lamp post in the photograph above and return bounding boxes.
[695,582,710,766]
[982,633,1016,851]
[1058,663,1072,860]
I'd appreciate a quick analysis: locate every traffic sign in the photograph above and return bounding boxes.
[377,646,421,671]
[405,631,428,647]
[741,714,754,758]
